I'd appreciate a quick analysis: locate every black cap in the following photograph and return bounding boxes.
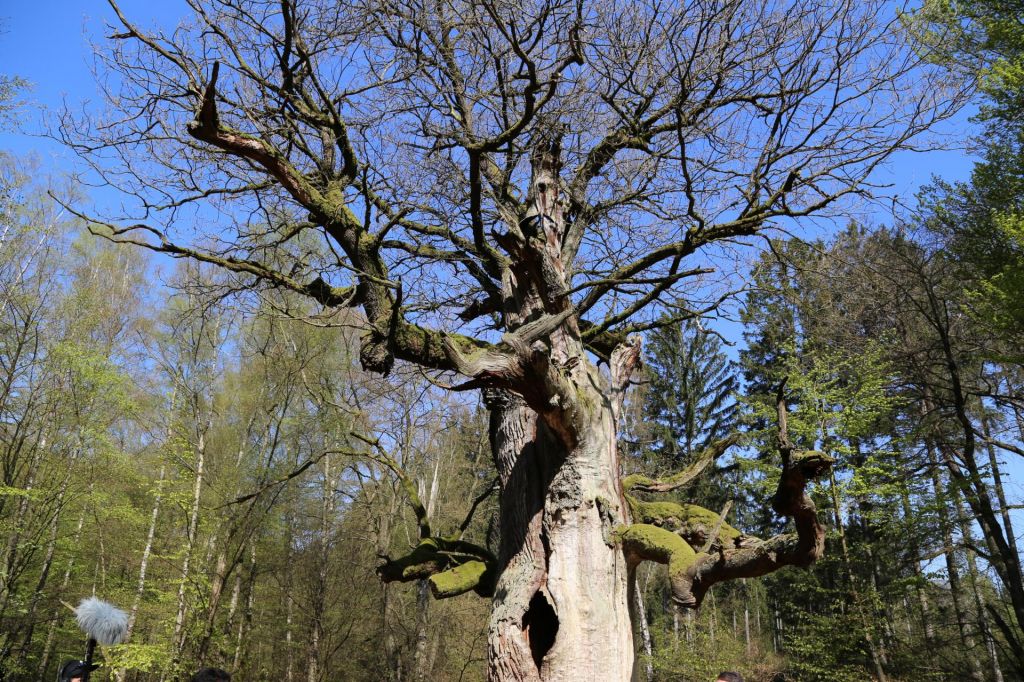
[59,660,99,680]
[191,668,232,682]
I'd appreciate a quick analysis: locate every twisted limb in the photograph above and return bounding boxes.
[617,379,832,608]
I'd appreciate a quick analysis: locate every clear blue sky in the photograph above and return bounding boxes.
[0,1,188,159]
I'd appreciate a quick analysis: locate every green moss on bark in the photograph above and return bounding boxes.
[627,498,742,545]
[615,523,704,606]
[429,560,489,598]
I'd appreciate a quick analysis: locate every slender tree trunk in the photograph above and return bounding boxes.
[924,432,984,681]
[411,580,433,682]
[376,477,402,682]
[957,490,1005,682]
[0,433,50,668]
[744,603,751,656]
[754,595,759,643]
[12,479,64,670]
[632,574,653,682]
[169,428,207,676]
[38,506,86,677]
[10,437,72,670]
[773,608,781,653]
[0,435,44,625]
[710,590,718,644]
[120,394,174,680]
[285,588,294,682]
[117,463,166,678]
[280,499,296,682]
[673,604,679,647]
[225,573,241,640]
[827,468,888,682]
[900,489,934,643]
[307,448,338,682]
[231,542,256,675]
[926,302,1024,655]
[413,459,442,682]
[196,548,230,664]
[981,415,1019,572]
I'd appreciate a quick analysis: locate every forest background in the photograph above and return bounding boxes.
[1,0,1023,680]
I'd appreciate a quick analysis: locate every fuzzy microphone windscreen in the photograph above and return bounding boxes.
[74,597,129,645]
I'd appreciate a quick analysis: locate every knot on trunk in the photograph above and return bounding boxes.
[360,333,394,375]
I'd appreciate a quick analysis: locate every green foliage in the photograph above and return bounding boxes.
[781,609,871,682]
[643,319,738,468]
[911,0,1024,362]
[105,643,174,675]
[968,208,1024,345]
[913,0,1024,124]
[644,591,785,682]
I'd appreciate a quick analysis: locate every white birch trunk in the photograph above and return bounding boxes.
[170,429,206,673]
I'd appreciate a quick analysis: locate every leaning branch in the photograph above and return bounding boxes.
[57,205,360,308]
[187,62,350,224]
[622,434,740,494]
[216,447,364,508]
[686,381,832,604]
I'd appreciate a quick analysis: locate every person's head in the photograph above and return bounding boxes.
[715,673,743,682]
[191,668,231,682]
[58,660,97,682]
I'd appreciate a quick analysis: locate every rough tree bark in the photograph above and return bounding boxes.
[471,151,636,679]
[483,385,632,681]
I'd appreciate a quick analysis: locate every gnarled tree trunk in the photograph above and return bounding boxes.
[485,384,633,681]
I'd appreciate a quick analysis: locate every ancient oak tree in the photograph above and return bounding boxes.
[63,0,962,679]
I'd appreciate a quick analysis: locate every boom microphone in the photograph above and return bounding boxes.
[74,597,129,646]
[70,597,129,682]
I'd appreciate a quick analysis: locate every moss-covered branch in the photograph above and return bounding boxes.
[376,537,495,599]
[362,434,496,599]
[618,382,832,609]
[681,383,832,607]
[429,560,490,599]
[352,432,432,540]
[626,499,751,551]
[622,434,740,494]
[616,524,703,607]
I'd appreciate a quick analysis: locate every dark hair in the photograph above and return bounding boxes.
[716,673,744,682]
[58,660,98,681]
[191,668,231,682]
